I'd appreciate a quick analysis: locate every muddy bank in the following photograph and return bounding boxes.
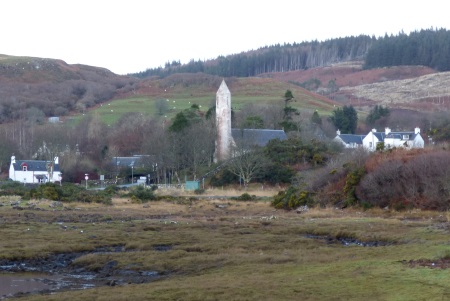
[0,246,162,299]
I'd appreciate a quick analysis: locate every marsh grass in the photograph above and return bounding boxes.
[3,200,450,300]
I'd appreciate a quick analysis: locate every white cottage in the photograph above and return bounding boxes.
[362,127,424,151]
[334,130,365,149]
[9,156,62,184]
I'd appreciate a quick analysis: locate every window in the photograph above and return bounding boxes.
[403,134,409,140]
[369,142,373,148]
[22,166,27,171]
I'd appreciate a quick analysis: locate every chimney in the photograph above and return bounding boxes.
[372,128,377,133]
[385,127,391,135]
[336,129,341,135]
[11,156,16,164]
[415,127,420,134]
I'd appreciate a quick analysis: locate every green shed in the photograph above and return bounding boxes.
[185,181,200,190]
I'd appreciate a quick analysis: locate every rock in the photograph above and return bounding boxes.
[296,205,309,214]
[49,201,63,208]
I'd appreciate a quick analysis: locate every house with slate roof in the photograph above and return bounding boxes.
[362,127,424,151]
[231,128,287,148]
[334,127,425,151]
[334,130,365,149]
[9,156,62,184]
[111,155,151,169]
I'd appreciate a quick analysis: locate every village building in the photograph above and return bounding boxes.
[334,127,425,151]
[9,156,62,184]
[362,127,424,151]
[333,130,365,149]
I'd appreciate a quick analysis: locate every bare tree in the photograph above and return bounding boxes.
[226,133,268,187]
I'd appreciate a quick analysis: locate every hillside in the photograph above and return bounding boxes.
[0,54,138,122]
[264,62,436,88]
[92,73,339,125]
[1,52,450,128]
[261,62,450,113]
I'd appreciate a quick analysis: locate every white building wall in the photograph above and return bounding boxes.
[384,137,405,149]
[413,135,425,148]
[362,132,380,151]
[9,156,62,184]
[9,168,61,184]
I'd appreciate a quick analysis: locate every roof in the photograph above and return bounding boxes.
[231,129,287,147]
[336,134,365,145]
[385,132,418,140]
[372,132,386,141]
[12,160,60,172]
[111,155,153,168]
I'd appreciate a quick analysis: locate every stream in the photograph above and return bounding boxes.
[0,246,163,299]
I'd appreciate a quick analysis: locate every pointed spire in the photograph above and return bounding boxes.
[217,79,229,94]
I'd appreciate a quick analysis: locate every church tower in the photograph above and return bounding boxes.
[215,80,232,162]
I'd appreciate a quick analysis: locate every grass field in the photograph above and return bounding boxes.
[78,77,338,125]
[1,192,450,300]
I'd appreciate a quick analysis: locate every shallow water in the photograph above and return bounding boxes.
[0,273,57,298]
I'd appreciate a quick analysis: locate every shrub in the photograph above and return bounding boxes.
[210,169,239,187]
[0,181,29,197]
[271,186,312,210]
[232,193,256,201]
[103,185,119,195]
[343,167,365,207]
[0,181,112,204]
[357,150,450,210]
[127,186,155,203]
[194,189,205,195]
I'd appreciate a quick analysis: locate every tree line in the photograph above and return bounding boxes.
[133,35,374,78]
[134,28,450,79]
[364,28,450,71]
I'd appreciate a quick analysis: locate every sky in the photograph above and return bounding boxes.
[2,0,449,75]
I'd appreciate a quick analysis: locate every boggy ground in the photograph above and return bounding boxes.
[1,194,450,300]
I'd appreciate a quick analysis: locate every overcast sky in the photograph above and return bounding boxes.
[2,0,449,75]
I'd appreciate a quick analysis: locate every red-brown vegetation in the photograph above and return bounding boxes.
[357,149,450,210]
[265,63,435,88]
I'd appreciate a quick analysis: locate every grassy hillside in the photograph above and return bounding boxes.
[82,75,339,125]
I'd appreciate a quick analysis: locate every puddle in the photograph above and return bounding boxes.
[0,273,57,299]
[0,246,161,299]
[305,234,390,247]
[153,244,173,252]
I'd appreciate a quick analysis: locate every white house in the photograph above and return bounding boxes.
[9,156,62,184]
[334,130,365,149]
[362,127,424,151]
